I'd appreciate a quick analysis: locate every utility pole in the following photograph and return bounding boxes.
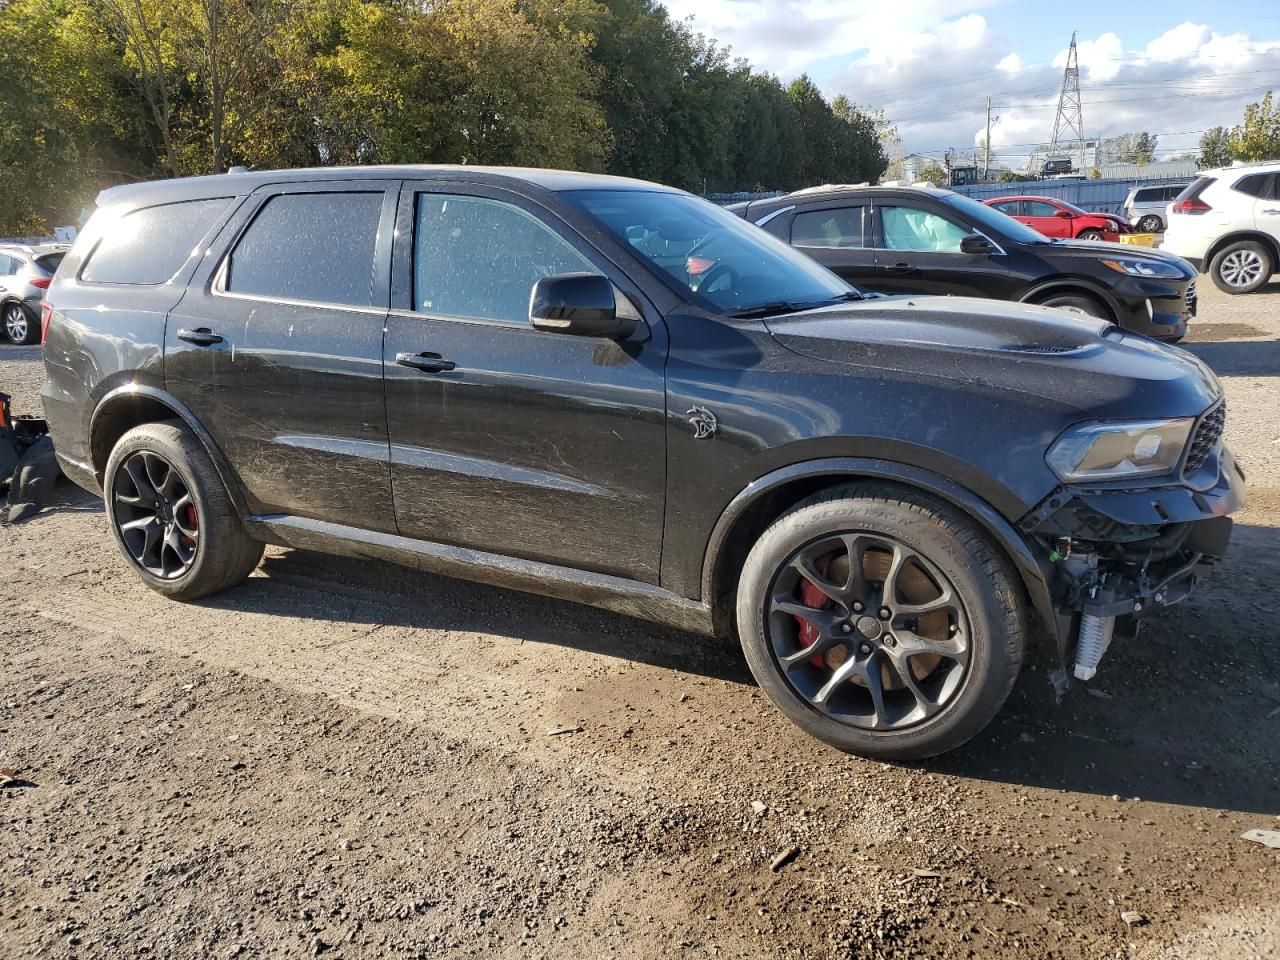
[984,96,992,179]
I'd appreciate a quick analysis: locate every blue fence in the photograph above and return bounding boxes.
[951,176,1191,215]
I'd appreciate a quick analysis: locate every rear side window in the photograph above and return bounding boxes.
[35,252,65,274]
[1165,186,1186,201]
[82,198,230,284]
[1176,177,1216,202]
[1233,173,1278,200]
[791,208,865,248]
[1134,188,1161,203]
[224,192,382,306]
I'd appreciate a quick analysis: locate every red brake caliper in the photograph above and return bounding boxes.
[183,505,198,547]
[794,555,833,668]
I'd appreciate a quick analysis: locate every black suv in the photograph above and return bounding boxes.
[42,167,1243,759]
[731,185,1197,341]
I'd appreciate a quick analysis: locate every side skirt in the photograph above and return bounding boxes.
[245,514,715,637]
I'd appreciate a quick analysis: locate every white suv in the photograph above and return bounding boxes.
[1162,161,1280,294]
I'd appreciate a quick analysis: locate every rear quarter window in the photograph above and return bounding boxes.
[81,198,231,284]
[1134,188,1161,203]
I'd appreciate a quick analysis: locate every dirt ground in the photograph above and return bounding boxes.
[2,284,1277,959]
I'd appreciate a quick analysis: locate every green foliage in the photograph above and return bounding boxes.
[916,163,947,187]
[1231,91,1280,162]
[1197,127,1233,169]
[1100,131,1158,166]
[1,0,888,230]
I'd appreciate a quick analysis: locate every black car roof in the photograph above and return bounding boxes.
[746,185,958,216]
[96,165,678,209]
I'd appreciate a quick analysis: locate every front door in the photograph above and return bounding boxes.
[166,181,398,532]
[383,184,668,582]
[870,201,1011,298]
[1020,199,1072,239]
[787,203,879,290]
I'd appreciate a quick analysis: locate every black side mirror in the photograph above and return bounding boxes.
[529,273,638,340]
[959,233,996,256]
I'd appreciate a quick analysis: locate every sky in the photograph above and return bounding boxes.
[658,0,1280,169]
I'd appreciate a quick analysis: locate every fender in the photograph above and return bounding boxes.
[700,457,1060,644]
[90,384,250,516]
[1017,276,1125,321]
[1205,230,1280,267]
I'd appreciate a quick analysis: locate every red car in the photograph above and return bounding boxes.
[984,196,1131,242]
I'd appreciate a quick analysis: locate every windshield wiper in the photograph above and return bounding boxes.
[728,301,808,319]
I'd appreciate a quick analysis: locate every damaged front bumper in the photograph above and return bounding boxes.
[1018,443,1246,689]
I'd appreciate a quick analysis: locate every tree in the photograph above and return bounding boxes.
[916,163,947,187]
[1231,91,1280,162]
[1133,131,1158,165]
[1198,126,1234,169]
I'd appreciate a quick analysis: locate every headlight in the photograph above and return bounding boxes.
[1100,257,1185,279]
[1046,418,1193,482]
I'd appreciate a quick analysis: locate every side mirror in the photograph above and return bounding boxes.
[529,273,638,340]
[959,233,996,256]
[1054,209,1075,219]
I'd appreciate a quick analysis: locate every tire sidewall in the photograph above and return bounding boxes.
[4,302,35,345]
[736,495,1022,759]
[1040,295,1107,320]
[1211,241,1273,295]
[103,424,222,598]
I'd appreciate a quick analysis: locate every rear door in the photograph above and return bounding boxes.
[869,199,1012,298]
[786,203,878,289]
[382,182,668,582]
[166,180,398,533]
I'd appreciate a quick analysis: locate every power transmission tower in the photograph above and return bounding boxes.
[1049,32,1085,171]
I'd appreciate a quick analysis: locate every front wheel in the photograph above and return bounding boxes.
[1210,240,1273,294]
[3,302,38,345]
[104,421,263,600]
[736,486,1025,760]
[1076,228,1105,241]
[1037,293,1111,321]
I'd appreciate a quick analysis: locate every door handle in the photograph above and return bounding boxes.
[396,351,456,373]
[176,327,223,346]
[884,263,918,275]
[1263,208,1280,215]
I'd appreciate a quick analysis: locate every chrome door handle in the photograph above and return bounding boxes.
[1263,208,1280,215]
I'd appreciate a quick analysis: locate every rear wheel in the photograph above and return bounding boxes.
[1137,215,1163,233]
[1210,240,1273,294]
[1077,228,1105,241]
[3,302,37,345]
[735,485,1025,759]
[104,421,263,600]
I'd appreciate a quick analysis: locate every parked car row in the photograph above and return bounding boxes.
[36,164,1242,760]
[730,184,1195,341]
[1,243,67,344]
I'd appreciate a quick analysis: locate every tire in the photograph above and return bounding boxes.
[1137,215,1162,233]
[1036,293,1111,321]
[735,485,1025,760]
[1210,240,1273,295]
[3,302,38,345]
[104,420,263,600]
[1076,229,1105,241]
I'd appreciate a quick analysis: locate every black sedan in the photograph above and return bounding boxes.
[730,185,1196,341]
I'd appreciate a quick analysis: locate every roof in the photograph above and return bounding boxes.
[95,165,675,209]
[0,242,70,256]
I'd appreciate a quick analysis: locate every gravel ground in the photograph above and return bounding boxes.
[2,285,1278,959]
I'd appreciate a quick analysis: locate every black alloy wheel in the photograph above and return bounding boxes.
[766,532,969,731]
[112,450,200,579]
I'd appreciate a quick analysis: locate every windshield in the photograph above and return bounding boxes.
[562,189,854,314]
[942,193,1050,244]
[1057,200,1093,216]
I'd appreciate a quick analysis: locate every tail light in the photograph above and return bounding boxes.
[29,276,51,289]
[1172,197,1211,214]
[687,256,717,276]
[40,301,53,344]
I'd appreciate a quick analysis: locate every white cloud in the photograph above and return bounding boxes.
[996,52,1023,74]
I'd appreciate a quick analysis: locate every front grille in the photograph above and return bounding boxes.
[1185,280,1197,310]
[1184,402,1225,475]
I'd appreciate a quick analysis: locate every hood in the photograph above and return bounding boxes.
[1039,237,1194,274]
[763,294,1221,419]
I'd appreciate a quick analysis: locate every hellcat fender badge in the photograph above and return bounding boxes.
[687,406,718,439]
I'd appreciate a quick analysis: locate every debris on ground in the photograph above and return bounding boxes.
[751,800,768,816]
[769,847,800,872]
[546,725,582,736]
[1241,829,1280,849]
[1121,911,1146,927]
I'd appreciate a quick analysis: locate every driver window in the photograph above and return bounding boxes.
[879,206,968,253]
[414,194,600,323]
[1023,200,1059,218]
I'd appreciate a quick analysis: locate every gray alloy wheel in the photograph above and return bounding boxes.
[111,450,202,579]
[1137,215,1163,233]
[4,302,35,345]
[1211,240,1272,295]
[1077,229,1105,241]
[763,532,971,731]
[1038,293,1110,321]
